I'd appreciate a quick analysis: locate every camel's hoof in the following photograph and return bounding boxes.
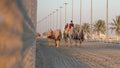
[78,46,82,48]
[69,46,72,48]
[56,45,59,48]
[48,44,51,46]
[66,45,68,47]
[74,45,77,47]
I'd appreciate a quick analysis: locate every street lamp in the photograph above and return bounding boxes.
[72,0,74,20]
[60,6,63,30]
[90,0,93,38]
[80,0,82,29]
[53,11,55,30]
[48,15,50,29]
[64,2,68,24]
[50,13,52,29]
[106,0,108,39]
[56,9,59,29]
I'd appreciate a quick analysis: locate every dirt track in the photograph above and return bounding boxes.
[36,38,120,68]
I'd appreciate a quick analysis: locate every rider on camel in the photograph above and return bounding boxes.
[64,23,69,30]
[69,20,74,29]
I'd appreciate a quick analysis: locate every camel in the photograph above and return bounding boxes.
[63,27,84,47]
[47,29,62,47]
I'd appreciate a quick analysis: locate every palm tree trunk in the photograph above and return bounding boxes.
[97,31,100,39]
[116,31,119,41]
[118,34,120,41]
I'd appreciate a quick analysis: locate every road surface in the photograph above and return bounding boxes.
[36,38,120,68]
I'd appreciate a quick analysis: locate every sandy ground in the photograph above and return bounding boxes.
[36,38,120,68]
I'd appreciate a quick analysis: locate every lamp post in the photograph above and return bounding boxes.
[72,0,73,20]
[45,16,47,32]
[50,13,53,30]
[80,0,82,29]
[50,13,52,29]
[90,0,93,38]
[48,15,50,29]
[64,2,68,24]
[56,9,59,29]
[60,6,63,30]
[53,11,55,30]
[106,0,108,40]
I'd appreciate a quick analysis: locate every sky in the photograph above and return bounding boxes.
[37,0,120,34]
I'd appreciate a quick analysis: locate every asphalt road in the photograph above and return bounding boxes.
[36,38,120,68]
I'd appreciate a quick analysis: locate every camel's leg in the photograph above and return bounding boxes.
[55,40,57,47]
[69,38,71,47]
[66,39,68,47]
[70,39,73,47]
[75,40,77,47]
[79,40,82,48]
[48,38,51,46]
[64,39,68,47]
[56,40,60,48]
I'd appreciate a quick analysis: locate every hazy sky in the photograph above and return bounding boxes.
[37,0,120,34]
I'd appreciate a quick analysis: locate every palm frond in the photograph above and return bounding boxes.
[110,16,120,33]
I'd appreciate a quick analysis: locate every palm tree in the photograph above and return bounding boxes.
[74,24,80,32]
[110,16,120,41]
[82,23,90,34]
[82,23,90,39]
[93,19,106,36]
